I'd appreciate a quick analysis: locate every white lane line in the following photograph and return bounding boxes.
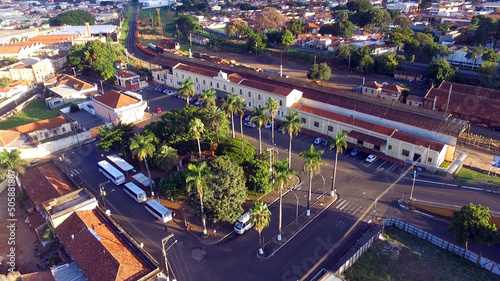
[377,160,387,169]
[335,199,348,210]
[339,202,350,211]
[350,206,363,216]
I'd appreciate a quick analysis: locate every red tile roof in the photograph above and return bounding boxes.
[117,71,139,79]
[0,130,20,146]
[38,162,75,195]
[228,73,244,84]
[364,81,382,89]
[382,84,404,93]
[57,74,95,91]
[348,130,387,147]
[94,90,140,109]
[21,271,56,281]
[391,130,445,152]
[55,210,154,281]
[20,167,65,207]
[9,116,68,134]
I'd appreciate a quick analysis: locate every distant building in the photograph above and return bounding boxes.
[189,34,210,45]
[45,74,98,109]
[115,71,143,91]
[8,115,76,142]
[406,95,424,108]
[394,70,423,82]
[360,81,404,102]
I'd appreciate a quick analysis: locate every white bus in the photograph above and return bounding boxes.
[234,211,253,234]
[97,160,125,185]
[123,182,147,203]
[145,199,172,223]
[106,154,134,173]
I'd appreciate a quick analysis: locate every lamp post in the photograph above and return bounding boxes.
[409,170,416,201]
[290,189,299,222]
[162,234,178,281]
[99,180,110,210]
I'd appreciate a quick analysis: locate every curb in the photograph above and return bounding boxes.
[397,199,451,224]
[403,176,500,194]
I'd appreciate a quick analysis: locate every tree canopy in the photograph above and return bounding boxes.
[425,59,455,84]
[307,62,331,81]
[66,40,118,80]
[244,158,272,194]
[175,14,201,37]
[287,19,305,36]
[49,10,96,26]
[96,123,134,155]
[215,137,255,165]
[254,7,288,31]
[0,77,12,88]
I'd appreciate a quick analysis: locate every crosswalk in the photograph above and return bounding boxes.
[69,168,84,175]
[333,198,364,217]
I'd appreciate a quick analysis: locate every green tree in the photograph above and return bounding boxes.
[175,14,201,37]
[280,30,294,47]
[346,0,373,12]
[425,59,455,84]
[478,61,499,76]
[0,149,28,179]
[357,55,374,73]
[247,33,266,53]
[159,169,188,200]
[223,94,238,138]
[130,133,157,196]
[226,18,249,39]
[215,137,255,165]
[266,98,279,145]
[287,19,305,36]
[199,89,216,108]
[482,48,500,63]
[186,161,210,235]
[300,145,326,216]
[448,203,500,250]
[189,118,205,158]
[376,54,399,74]
[250,106,270,155]
[0,77,12,88]
[466,45,485,69]
[404,39,420,56]
[332,20,355,38]
[307,62,332,81]
[204,156,247,223]
[273,159,296,240]
[49,10,96,26]
[438,22,451,33]
[251,201,271,255]
[96,123,134,155]
[179,78,195,105]
[205,106,226,144]
[245,158,272,194]
[66,40,117,80]
[282,111,302,169]
[329,132,347,196]
[154,145,178,171]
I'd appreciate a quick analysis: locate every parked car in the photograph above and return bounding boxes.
[154,86,160,91]
[357,152,367,159]
[321,140,330,147]
[244,115,252,122]
[163,89,170,94]
[195,100,202,106]
[156,87,164,92]
[351,149,359,156]
[365,155,378,163]
[156,108,162,113]
[264,121,276,129]
[244,121,256,128]
[313,138,324,145]
[277,126,283,133]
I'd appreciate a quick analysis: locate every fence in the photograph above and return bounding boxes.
[385,218,500,276]
[458,134,500,154]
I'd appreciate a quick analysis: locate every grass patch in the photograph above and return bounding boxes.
[343,226,500,281]
[0,99,67,130]
[440,160,451,169]
[454,166,500,186]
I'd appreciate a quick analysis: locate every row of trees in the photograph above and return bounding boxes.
[66,40,118,80]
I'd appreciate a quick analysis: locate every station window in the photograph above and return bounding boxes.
[328,126,333,132]
[313,121,319,128]
[388,145,392,150]
[301,118,306,124]
[402,149,410,157]
[357,140,364,145]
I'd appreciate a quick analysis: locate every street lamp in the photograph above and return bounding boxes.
[409,170,416,201]
[289,189,299,222]
[162,234,178,281]
[99,180,110,211]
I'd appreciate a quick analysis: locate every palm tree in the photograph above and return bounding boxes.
[0,149,28,180]
[200,89,216,108]
[250,201,271,255]
[189,118,205,158]
[466,45,485,70]
[266,98,279,145]
[250,106,270,155]
[222,94,238,138]
[234,96,246,151]
[273,159,296,241]
[186,161,211,236]
[329,132,347,196]
[154,145,178,171]
[130,133,157,196]
[205,106,226,144]
[300,145,326,216]
[179,78,195,105]
[282,111,303,169]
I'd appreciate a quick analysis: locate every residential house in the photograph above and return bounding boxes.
[93,90,148,124]
[8,115,76,142]
[42,188,98,229]
[360,81,403,102]
[0,130,21,148]
[0,58,56,83]
[394,70,422,82]
[366,43,397,56]
[0,80,36,99]
[45,74,98,109]
[304,23,321,34]
[189,34,210,45]
[115,71,148,91]
[406,95,424,108]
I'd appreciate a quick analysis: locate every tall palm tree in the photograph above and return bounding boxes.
[330,132,347,196]
[234,96,246,151]
[250,106,270,155]
[186,161,211,236]
[282,111,303,169]
[205,106,226,144]
[222,94,238,138]
[466,45,485,70]
[154,145,178,171]
[266,98,279,145]
[273,159,296,241]
[189,118,205,158]
[250,201,271,255]
[130,133,157,196]
[200,89,216,108]
[179,78,195,105]
[0,149,28,180]
[300,145,326,216]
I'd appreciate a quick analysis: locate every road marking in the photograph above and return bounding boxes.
[350,206,363,216]
[386,163,398,173]
[377,160,387,169]
[345,205,357,214]
[339,202,349,211]
[335,199,347,209]
[72,169,80,175]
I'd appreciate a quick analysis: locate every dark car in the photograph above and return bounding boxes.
[357,152,367,159]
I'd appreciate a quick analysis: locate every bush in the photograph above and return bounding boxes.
[70,104,80,113]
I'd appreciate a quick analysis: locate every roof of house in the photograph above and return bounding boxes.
[382,84,405,93]
[94,90,140,109]
[21,271,56,281]
[438,81,500,100]
[38,162,75,196]
[55,210,153,281]
[391,130,445,152]
[56,74,95,91]
[9,116,68,134]
[0,130,21,146]
[117,71,139,79]
[20,164,72,206]
[363,81,383,89]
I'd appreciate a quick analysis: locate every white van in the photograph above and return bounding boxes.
[234,212,253,234]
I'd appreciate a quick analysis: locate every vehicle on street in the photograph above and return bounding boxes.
[97,160,125,185]
[357,152,367,159]
[195,100,202,106]
[234,212,253,234]
[264,121,276,129]
[145,199,172,223]
[277,126,283,132]
[313,138,324,145]
[365,155,378,163]
[163,89,170,94]
[84,138,97,144]
[156,108,162,113]
[123,182,147,203]
[244,115,251,122]
[244,121,256,128]
[156,87,164,92]
[154,86,160,91]
[351,149,359,156]
[321,139,330,147]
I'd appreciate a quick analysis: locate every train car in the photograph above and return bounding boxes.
[147,43,156,50]
[156,46,165,54]
[201,54,211,60]
[193,52,203,59]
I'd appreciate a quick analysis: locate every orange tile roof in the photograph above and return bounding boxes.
[0,130,20,146]
[20,166,67,206]
[55,210,154,281]
[21,271,56,281]
[117,71,139,78]
[364,81,383,89]
[9,116,68,134]
[38,162,75,196]
[94,90,140,109]
[382,84,405,92]
[57,74,95,91]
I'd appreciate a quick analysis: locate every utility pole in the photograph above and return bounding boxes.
[162,234,178,281]
[409,170,416,200]
[156,8,162,38]
[100,80,104,95]
[71,67,76,77]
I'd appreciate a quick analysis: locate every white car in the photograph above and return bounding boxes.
[365,155,378,163]
[313,138,324,145]
[244,121,256,128]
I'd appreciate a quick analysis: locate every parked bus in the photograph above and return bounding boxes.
[106,154,134,173]
[123,182,147,203]
[145,199,172,223]
[97,160,125,185]
[234,211,253,234]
